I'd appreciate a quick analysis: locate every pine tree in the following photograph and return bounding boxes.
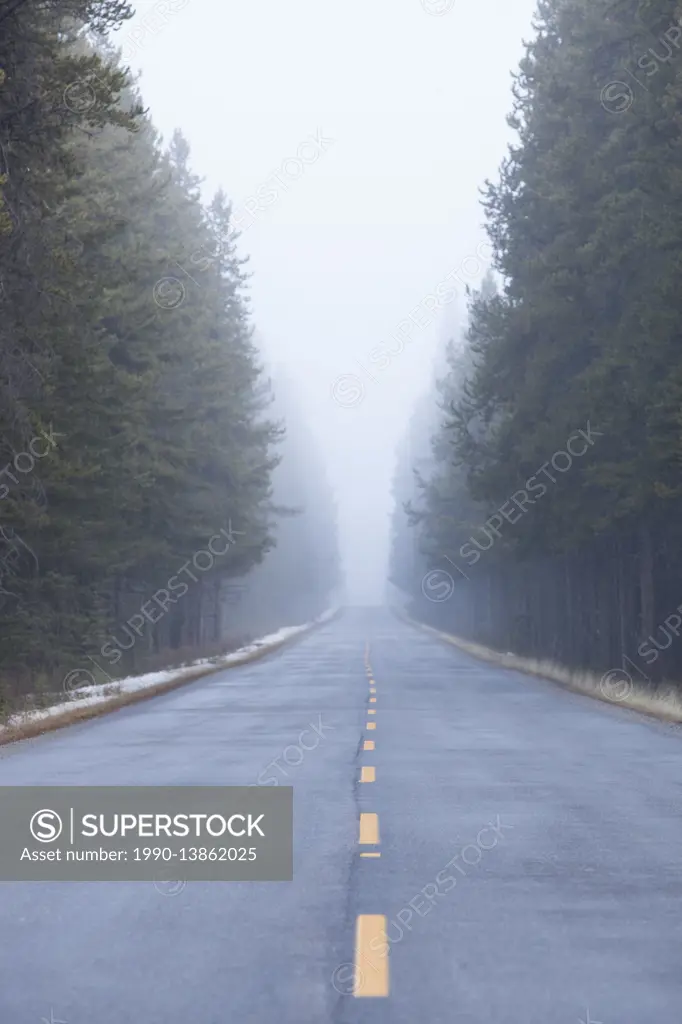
[0,18,284,687]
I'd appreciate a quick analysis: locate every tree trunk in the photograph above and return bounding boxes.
[638,522,656,685]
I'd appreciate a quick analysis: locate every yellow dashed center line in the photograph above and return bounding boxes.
[354,646,388,994]
[359,812,379,844]
[354,915,389,997]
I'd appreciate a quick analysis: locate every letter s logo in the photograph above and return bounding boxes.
[30,809,63,843]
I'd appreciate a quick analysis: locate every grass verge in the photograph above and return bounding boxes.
[398,608,682,725]
[0,617,333,747]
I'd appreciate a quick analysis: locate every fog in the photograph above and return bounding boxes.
[115,0,538,603]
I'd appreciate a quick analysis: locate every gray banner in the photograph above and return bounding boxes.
[0,786,292,881]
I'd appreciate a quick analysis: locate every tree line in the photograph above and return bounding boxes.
[391,0,682,689]
[0,0,338,706]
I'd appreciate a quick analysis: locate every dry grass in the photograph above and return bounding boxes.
[0,625,317,747]
[399,610,682,724]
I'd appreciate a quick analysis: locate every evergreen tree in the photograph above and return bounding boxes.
[0,15,284,688]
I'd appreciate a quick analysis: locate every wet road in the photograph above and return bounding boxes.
[1,606,681,1023]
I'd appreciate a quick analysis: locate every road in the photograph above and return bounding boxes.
[1,606,682,1023]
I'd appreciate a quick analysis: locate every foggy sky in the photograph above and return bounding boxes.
[114,0,537,603]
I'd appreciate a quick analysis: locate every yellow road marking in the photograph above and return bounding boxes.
[367,722,376,730]
[369,697,376,703]
[360,852,381,858]
[364,740,375,750]
[368,709,376,714]
[360,766,375,783]
[370,687,376,693]
[354,915,389,997]
[359,813,379,844]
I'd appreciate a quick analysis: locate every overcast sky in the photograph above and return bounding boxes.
[113,0,538,603]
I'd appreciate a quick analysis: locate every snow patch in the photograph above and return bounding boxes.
[1,607,338,733]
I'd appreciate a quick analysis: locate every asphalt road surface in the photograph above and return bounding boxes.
[1,606,682,1024]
